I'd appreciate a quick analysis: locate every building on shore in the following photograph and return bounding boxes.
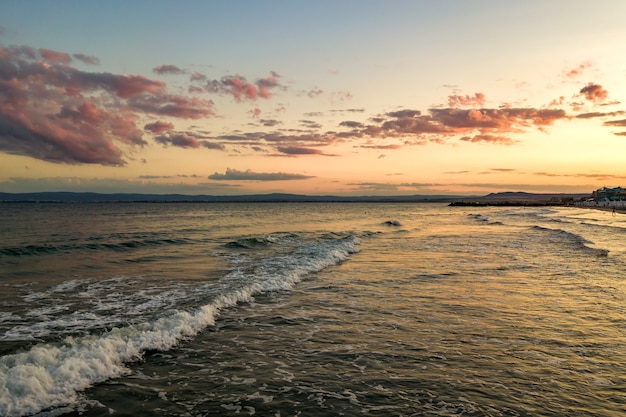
[588,186,626,207]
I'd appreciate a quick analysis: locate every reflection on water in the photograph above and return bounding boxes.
[1,203,625,416]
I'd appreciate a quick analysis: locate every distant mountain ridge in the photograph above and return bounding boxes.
[0,191,591,203]
[0,191,465,203]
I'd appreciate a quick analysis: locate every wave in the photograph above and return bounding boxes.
[224,233,299,249]
[382,220,401,226]
[530,225,609,257]
[0,234,360,417]
[0,237,192,257]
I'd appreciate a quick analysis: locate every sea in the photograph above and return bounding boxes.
[0,202,625,416]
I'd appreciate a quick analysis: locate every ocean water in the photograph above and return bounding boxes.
[0,202,625,416]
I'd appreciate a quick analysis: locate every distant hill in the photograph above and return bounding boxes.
[481,191,590,201]
[0,191,466,203]
[0,191,592,204]
[449,191,591,206]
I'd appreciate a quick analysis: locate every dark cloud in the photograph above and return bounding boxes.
[154,132,200,148]
[208,168,314,181]
[260,119,281,127]
[603,118,626,127]
[299,120,322,129]
[340,121,365,129]
[201,141,226,150]
[576,111,625,119]
[196,72,283,101]
[386,109,421,118]
[153,64,184,75]
[580,83,608,102]
[72,53,100,65]
[129,94,214,119]
[330,108,365,113]
[277,146,324,155]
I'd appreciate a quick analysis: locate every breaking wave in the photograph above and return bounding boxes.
[0,234,360,417]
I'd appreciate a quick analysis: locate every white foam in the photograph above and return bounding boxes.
[0,304,218,417]
[0,234,360,416]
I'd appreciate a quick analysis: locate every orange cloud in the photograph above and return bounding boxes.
[564,61,592,78]
[580,83,608,102]
[460,134,516,145]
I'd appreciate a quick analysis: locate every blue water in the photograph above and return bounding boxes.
[1,202,625,416]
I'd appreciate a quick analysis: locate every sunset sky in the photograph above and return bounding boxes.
[1,0,626,196]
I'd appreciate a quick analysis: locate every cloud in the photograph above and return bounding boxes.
[579,83,608,102]
[603,118,626,127]
[153,64,184,75]
[208,168,314,181]
[144,121,174,133]
[259,119,281,127]
[276,146,324,155]
[339,121,365,129]
[305,87,323,98]
[154,132,200,148]
[39,48,71,65]
[0,44,216,165]
[128,94,214,119]
[460,134,516,145]
[195,72,283,101]
[201,141,226,150]
[576,111,625,119]
[564,61,592,78]
[72,53,100,65]
[448,92,486,108]
[360,144,402,150]
[299,120,322,129]
[331,90,353,102]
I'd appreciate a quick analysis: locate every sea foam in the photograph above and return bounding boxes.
[0,234,359,416]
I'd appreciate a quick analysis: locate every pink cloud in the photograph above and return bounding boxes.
[0,44,215,165]
[39,48,71,65]
[448,92,486,108]
[144,121,174,133]
[129,94,214,119]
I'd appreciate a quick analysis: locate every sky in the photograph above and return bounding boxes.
[1,0,626,196]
